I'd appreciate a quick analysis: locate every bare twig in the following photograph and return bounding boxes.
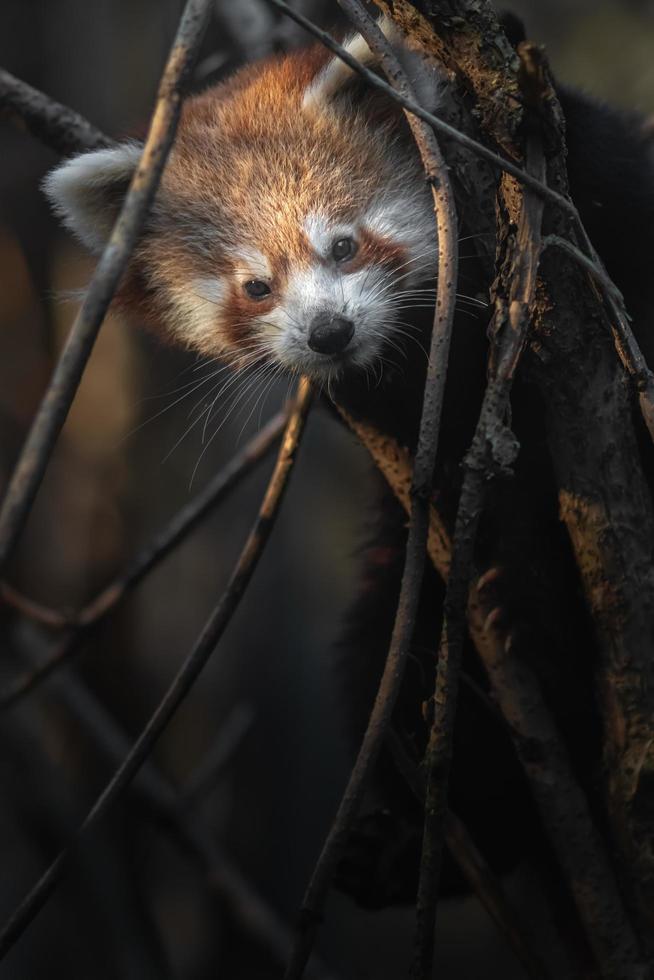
[5,2,651,448]
[385,729,551,980]
[0,410,286,709]
[341,379,649,978]
[283,3,459,975]
[10,625,335,980]
[1,3,647,968]
[266,0,654,444]
[0,68,111,155]
[411,44,548,979]
[0,583,71,629]
[263,0,573,214]
[0,377,312,959]
[478,627,646,978]
[4,0,652,441]
[0,0,214,576]
[542,235,626,308]
[385,0,654,946]
[343,369,649,976]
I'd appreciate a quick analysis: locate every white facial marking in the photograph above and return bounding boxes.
[303,212,357,259]
[232,246,271,283]
[168,276,226,349]
[257,262,396,380]
[364,186,437,282]
[303,213,332,256]
[251,183,438,382]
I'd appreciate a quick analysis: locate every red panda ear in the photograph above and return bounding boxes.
[302,17,443,119]
[302,17,396,111]
[43,142,143,253]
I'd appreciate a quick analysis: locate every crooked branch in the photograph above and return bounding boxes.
[477,626,645,977]
[0,0,214,575]
[12,627,335,980]
[341,365,646,980]
[0,410,287,709]
[411,42,548,979]
[265,0,654,443]
[0,68,111,155]
[1,1,652,971]
[386,729,551,980]
[283,1,459,975]
[0,377,311,959]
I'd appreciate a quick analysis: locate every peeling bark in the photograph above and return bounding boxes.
[402,0,654,951]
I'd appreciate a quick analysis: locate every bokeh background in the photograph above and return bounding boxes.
[1,1,653,977]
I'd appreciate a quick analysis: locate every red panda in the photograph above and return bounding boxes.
[42,16,654,910]
[43,19,443,387]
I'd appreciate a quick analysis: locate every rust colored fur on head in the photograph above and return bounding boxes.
[124,43,413,341]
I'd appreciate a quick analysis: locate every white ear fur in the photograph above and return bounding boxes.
[42,142,143,253]
[302,16,397,111]
[302,16,443,115]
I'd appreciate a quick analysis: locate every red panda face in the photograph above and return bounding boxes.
[44,20,442,385]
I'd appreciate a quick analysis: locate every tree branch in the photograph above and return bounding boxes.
[0,0,215,575]
[283,1,459,974]
[12,630,335,980]
[267,0,654,444]
[0,378,311,960]
[0,68,111,155]
[386,729,551,980]
[410,41,548,979]
[0,410,287,709]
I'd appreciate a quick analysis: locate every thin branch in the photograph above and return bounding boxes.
[329,30,644,975]
[13,633,335,980]
[283,2,459,975]
[342,371,649,978]
[5,3,652,445]
[0,377,312,960]
[10,625,335,980]
[386,728,550,980]
[0,0,215,576]
[410,45,549,979]
[385,730,551,980]
[0,68,111,155]
[4,0,652,444]
[264,0,574,215]
[477,627,646,977]
[0,409,286,709]
[443,813,550,977]
[0,583,71,629]
[267,0,654,444]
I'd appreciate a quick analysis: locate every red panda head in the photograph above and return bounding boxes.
[44,20,441,384]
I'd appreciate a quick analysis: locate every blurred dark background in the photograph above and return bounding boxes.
[1,1,653,977]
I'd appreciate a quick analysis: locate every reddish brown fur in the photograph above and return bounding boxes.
[113,43,417,352]
[222,274,277,350]
[349,228,409,275]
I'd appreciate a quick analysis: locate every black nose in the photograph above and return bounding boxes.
[308,313,355,355]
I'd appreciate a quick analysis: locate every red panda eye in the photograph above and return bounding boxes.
[244,280,271,299]
[332,237,357,262]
